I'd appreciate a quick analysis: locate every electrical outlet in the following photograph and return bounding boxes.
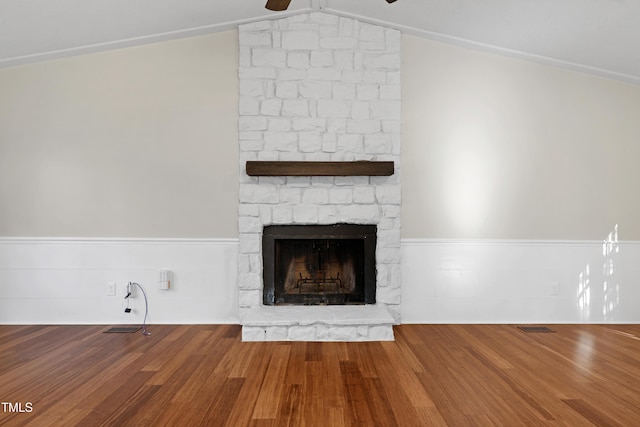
[106,282,116,296]
[551,281,559,296]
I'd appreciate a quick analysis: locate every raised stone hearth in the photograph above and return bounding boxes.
[242,305,395,341]
[238,12,401,341]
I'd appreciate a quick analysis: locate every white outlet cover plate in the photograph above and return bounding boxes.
[107,282,116,296]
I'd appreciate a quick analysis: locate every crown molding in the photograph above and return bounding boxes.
[1,6,638,86]
[320,7,640,86]
[0,9,313,69]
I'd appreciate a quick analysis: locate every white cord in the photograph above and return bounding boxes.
[127,282,151,336]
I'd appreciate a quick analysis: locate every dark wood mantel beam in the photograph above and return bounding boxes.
[245,161,394,176]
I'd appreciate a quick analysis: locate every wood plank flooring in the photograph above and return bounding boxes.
[1,324,640,426]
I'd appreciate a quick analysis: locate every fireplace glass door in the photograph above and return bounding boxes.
[262,224,376,305]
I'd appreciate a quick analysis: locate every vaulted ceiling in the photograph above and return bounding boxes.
[1,0,639,84]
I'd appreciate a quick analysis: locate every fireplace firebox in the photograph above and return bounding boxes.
[262,224,377,305]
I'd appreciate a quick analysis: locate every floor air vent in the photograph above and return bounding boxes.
[518,326,555,333]
[104,327,141,333]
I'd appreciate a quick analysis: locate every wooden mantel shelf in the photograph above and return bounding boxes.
[246,161,394,177]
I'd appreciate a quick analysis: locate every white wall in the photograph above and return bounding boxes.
[2,28,640,324]
[3,236,638,325]
[4,31,640,241]
[0,238,239,324]
[402,237,640,324]
[0,32,239,238]
[402,36,640,240]
[397,36,640,323]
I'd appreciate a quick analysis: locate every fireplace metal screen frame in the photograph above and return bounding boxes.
[262,223,377,306]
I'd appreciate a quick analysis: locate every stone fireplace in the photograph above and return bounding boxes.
[238,12,401,341]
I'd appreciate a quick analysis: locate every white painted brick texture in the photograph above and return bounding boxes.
[238,12,402,339]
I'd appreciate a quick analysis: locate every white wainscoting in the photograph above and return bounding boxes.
[401,239,640,324]
[0,238,239,325]
[2,238,639,325]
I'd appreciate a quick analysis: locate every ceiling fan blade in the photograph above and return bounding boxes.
[265,0,292,11]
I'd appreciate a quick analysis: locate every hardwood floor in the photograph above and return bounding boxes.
[1,324,639,426]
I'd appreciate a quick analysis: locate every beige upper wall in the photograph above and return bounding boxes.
[0,32,239,238]
[402,35,640,240]
[2,29,640,240]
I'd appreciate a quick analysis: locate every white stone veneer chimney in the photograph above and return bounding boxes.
[238,12,401,341]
